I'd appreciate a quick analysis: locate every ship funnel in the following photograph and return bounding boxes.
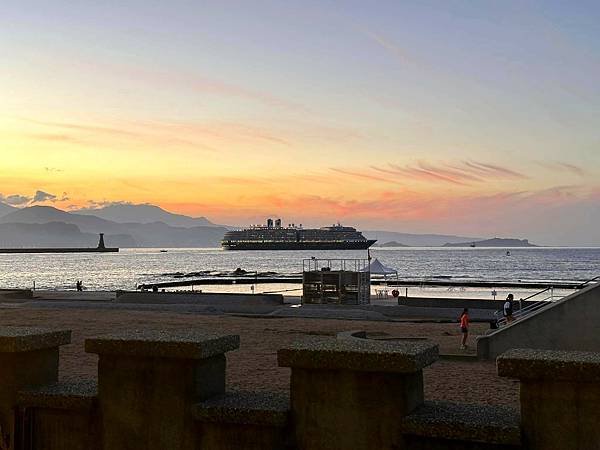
[267,218,273,228]
[275,219,282,228]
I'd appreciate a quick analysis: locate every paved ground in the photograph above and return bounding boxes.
[0,301,519,408]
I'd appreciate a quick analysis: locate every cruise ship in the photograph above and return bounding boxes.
[221,219,376,250]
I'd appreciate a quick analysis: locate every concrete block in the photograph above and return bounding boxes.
[278,336,438,373]
[401,401,521,447]
[18,381,100,450]
[85,329,240,359]
[278,337,438,450]
[193,390,291,450]
[0,327,71,450]
[498,348,600,450]
[0,327,71,353]
[86,329,240,450]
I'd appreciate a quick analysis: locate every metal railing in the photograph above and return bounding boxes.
[576,275,600,289]
[495,287,560,327]
[494,276,600,327]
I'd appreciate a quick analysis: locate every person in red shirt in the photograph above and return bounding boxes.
[459,308,470,350]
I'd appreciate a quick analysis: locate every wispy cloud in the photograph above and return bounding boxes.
[73,58,305,112]
[386,163,469,186]
[329,168,398,183]
[357,28,419,67]
[462,160,528,179]
[45,167,64,173]
[537,161,586,176]
[370,160,525,186]
[26,133,81,144]
[19,117,291,151]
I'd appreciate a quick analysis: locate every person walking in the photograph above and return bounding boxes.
[459,308,470,350]
[503,294,515,323]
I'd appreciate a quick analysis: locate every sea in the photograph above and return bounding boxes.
[0,247,599,300]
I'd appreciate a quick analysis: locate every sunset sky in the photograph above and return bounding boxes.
[2,1,600,244]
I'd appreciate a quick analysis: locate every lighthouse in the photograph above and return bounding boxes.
[98,233,106,249]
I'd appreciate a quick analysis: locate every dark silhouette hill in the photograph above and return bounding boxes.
[0,206,227,248]
[0,202,17,217]
[364,230,479,247]
[0,206,126,234]
[375,241,409,247]
[116,222,227,248]
[0,222,135,248]
[74,203,217,228]
[443,238,537,247]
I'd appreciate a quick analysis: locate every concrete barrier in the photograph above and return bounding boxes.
[86,330,240,450]
[498,348,600,450]
[115,291,283,307]
[278,337,439,450]
[0,289,34,301]
[477,283,600,359]
[397,296,532,310]
[0,327,71,449]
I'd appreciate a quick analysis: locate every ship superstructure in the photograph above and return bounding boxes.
[221,219,376,250]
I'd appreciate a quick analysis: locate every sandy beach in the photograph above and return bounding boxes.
[0,303,519,408]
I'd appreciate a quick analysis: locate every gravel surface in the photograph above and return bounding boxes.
[0,306,520,407]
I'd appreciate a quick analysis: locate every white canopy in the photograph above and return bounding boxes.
[364,258,397,275]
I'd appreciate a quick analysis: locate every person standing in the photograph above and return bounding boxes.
[459,308,470,350]
[504,294,515,323]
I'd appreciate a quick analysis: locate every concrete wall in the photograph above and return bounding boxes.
[115,291,283,307]
[0,289,33,301]
[398,296,532,310]
[477,283,600,359]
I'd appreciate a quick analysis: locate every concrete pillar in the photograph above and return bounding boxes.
[193,391,291,450]
[498,348,600,450]
[0,326,71,450]
[278,337,438,450]
[85,330,239,450]
[17,380,100,450]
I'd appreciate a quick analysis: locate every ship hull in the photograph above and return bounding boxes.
[221,240,376,251]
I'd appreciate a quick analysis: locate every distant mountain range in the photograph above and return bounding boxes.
[0,202,16,216]
[74,204,216,228]
[0,204,227,248]
[0,202,534,248]
[0,222,135,248]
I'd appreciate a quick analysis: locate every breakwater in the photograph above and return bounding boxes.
[0,247,119,253]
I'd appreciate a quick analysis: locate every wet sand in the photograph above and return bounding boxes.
[0,305,519,407]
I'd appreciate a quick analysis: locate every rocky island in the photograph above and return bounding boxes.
[443,238,537,247]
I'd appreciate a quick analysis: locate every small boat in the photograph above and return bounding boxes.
[160,250,168,253]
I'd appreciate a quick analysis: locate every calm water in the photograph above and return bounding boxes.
[0,247,599,292]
